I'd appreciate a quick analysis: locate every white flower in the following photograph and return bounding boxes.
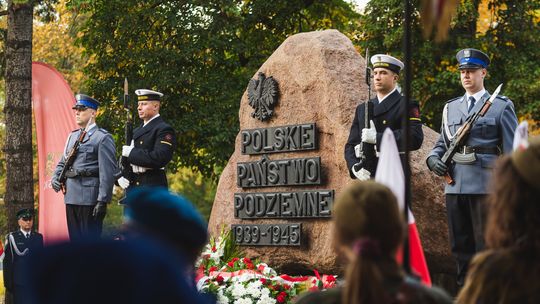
[245,281,262,298]
[217,289,230,304]
[260,287,270,297]
[234,298,252,304]
[247,280,263,290]
[231,283,247,298]
[256,293,276,304]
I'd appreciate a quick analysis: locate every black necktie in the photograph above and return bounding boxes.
[468,96,476,113]
[26,233,30,239]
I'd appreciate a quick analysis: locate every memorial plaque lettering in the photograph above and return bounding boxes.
[241,123,317,155]
[232,223,302,246]
[237,156,321,188]
[234,190,334,219]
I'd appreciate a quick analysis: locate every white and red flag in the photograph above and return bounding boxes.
[375,128,432,286]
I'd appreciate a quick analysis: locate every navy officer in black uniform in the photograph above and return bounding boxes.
[118,89,177,190]
[3,208,43,304]
[345,54,424,180]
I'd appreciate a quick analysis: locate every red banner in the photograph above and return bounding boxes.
[32,62,76,244]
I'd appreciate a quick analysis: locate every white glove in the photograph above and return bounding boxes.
[117,177,130,189]
[354,144,362,158]
[361,120,377,144]
[131,164,148,173]
[122,140,135,157]
[352,166,371,181]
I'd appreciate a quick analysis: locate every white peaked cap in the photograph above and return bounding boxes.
[370,54,404,73]
[135,89,164,97]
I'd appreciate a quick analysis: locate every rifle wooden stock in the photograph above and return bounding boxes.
[440,96,494,184]
[58,130,87,194]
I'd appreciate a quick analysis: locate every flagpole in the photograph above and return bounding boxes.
[402,0,412,274]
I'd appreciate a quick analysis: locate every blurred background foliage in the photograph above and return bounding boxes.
[0,0,539,233]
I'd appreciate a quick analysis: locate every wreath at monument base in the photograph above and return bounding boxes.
[196,228,337,304]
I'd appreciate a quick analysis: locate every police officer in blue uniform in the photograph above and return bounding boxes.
[118,89,176,190]
[427,48,518,286]
[51,94,117,241]
[3,208,43,304]
[345,54,423,180]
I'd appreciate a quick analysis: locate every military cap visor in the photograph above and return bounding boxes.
[136,89,164,102]
[17,208,34,219]
[371,54,404,74]
[456,48,490,69]
[73,94,100,110]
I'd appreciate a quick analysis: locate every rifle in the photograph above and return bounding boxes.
[58,129,87,194]
[118,78,134,204]
[441,83,503,184]
[353,48,377,175]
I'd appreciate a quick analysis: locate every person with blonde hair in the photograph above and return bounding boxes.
[296,181,451,304]
[457,136,540,303]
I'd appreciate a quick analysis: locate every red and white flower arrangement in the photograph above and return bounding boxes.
[196,229,336,304]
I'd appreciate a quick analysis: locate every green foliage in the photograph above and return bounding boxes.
[168,167,217,221]
[69,0,359,179]
[357,0,540,130]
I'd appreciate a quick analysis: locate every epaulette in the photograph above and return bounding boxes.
[446,96,461,104]
[495,95,510,102]
[97,128,109,135]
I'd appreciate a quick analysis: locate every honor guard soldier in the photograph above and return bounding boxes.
[118,89,177,190]
[427,48,518,287]
[345,54,423,180]
[51,94,118,241]
[3,208,44,304]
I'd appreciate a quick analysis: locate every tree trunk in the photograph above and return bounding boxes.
[3,0,33,234]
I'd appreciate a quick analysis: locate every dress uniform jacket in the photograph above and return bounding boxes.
[128,116,177,188]
[3,231,43,293]
[428,92,518,194]
[345,89,424,178]
[53,125,117,205]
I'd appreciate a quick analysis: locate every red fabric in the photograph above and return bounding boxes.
[32,62,76,244]
[408,222,432,286]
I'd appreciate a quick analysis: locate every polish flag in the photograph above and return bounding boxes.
[375,128,431,286]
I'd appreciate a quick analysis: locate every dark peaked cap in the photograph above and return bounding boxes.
[124,187,208,249]
[73,94,100,110]
[456,48,490,69]
[16,208,34,219]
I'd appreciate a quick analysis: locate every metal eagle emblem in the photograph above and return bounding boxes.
[247,72,279,121]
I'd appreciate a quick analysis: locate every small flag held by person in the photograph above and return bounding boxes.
[375,128,432,286]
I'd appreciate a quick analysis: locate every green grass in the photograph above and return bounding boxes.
[102,191,126,239]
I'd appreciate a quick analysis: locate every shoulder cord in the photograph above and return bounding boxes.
[442,103,454,145]
[8,233,29,257]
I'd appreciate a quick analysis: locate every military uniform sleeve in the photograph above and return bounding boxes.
[97,133,117,203]
[3,235,13,291]
[344,106,361,178]
[377,102,423,151]
[498,99,518,154]
[129,126,176,168]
